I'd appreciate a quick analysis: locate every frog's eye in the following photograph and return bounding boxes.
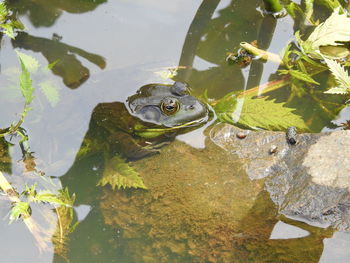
[160,97,180,115]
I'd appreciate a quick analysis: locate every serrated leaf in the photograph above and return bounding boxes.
[0,3,8,21]
[17,54,34,104]
[323,57,350,88]
[214,96,308,131]
[289,69,319,84]
[16,51,39,74]
[213,91,238,123]
[39,80,61,107]
[301,8,350,58]
[98,156,147,190]
[322,57,350,94]
[33,190,68,206]
[324,87,348,94]
[10,201,31,222]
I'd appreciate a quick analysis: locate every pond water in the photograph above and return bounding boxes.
[0,0,349,262]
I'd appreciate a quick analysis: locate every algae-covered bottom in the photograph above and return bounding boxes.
[99,135,331,263]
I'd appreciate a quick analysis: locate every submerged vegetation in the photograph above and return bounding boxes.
[0,2,76,256]
[220,3,350,131]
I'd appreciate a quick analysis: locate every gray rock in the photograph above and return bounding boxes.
[210,123,350,230]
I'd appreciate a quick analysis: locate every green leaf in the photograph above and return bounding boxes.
[323,57,350,94]
[300,8,350,58]
[98,156,147,190]
[0,3,8,22]
[39,80,61,107]
[304,0,314,22]
[10,201,31,222]
[213,92,238,124]
[17,53,34,104]
[22,184,37,196]
[0,24,15,39]
[47,60,59,70]
[289,69,319,84]
[324,87,348,94]
[16,51,39,74]
[285,2,299,19]
[319,46,350,59]
[33,190,68,206]
[214,96,308,131]
[280,43,292,68]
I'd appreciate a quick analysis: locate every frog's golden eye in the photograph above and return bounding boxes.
[160,97,180,115]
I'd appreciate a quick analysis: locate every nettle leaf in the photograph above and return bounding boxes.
[10,201,31,222]
[214,96,308,131]
[17,53,34,104]
[279,69,319,85]
[0,3,8,22]
[16,51,39,74]
[300,8,350,59]
[323,57,350,94]
[324,87,348,94]
[98,156,147,190]
[289,69,319,84]
[33,190,68,206]
[39,80,61,107]
[213,92,239,124]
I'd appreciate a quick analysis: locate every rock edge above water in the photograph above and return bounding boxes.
[210,123,350,230]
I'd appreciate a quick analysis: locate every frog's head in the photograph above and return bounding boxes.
[127,82,210,137]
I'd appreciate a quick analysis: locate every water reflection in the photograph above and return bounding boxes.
[6,0,107,27]
[12,32,106,88]
[176,0,345,131]
[177,0,264,98]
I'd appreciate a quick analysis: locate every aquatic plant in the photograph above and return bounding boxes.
[0,2,23,39]
[0,16,76,253]
[222,4,350,130]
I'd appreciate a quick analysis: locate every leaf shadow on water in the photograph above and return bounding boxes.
[5,0,107,28]
[11,32,106,89]
[2,0,107,89]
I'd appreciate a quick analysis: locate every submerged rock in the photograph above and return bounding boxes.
[210,123,350,231]
[99,124,334,262]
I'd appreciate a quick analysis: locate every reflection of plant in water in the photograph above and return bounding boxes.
[0,33,77,255]
[1,1,106,89]
[12,32,106,89]
[5,0,107,28]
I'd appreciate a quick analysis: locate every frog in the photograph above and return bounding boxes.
[69,81,210,191]
[81,81,209,159]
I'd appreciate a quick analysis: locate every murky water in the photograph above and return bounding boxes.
[0,0,349,262]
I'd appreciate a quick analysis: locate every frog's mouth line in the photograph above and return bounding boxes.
[135,115,210,133]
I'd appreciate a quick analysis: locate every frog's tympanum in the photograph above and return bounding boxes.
[67,82,210,191]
